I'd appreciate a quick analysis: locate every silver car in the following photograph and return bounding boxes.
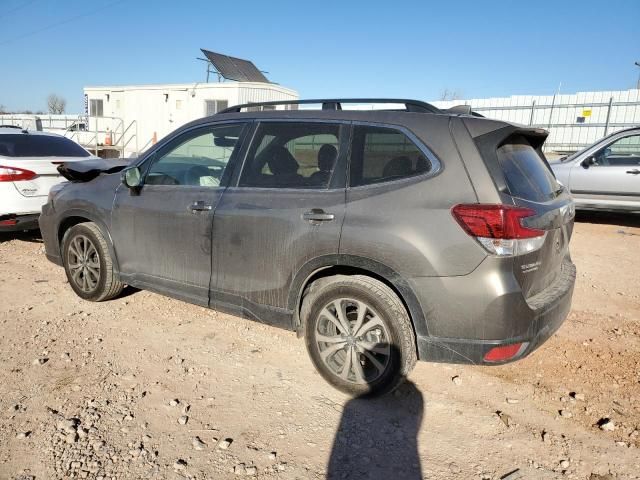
[551,127,640,212]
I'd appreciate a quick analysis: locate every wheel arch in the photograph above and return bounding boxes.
[57,210,120,274]
[289,254,429,339]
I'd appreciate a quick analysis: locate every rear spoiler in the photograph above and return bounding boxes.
[443,105,485,117]
[57,158,130,182]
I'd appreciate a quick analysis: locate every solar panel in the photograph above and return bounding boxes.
[200,49,270,83]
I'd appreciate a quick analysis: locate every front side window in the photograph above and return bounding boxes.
[595,134,640,166]
[146,123,245,187]
[239,122,341,188]
[349,126,431,187]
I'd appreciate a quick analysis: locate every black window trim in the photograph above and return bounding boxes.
[346,121,442,190]
[136,120,250,189]
[232,118,350,191]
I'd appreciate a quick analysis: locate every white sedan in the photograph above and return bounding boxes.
[0,127,96,231]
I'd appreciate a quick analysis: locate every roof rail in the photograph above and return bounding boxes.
[218,98,441,114]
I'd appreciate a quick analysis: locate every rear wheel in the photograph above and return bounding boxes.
[62,222,124,301]
[302,275,417,396]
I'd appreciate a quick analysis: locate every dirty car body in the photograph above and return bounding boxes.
[40,99,576,395]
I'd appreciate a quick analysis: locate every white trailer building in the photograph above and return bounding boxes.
[81,81,298,157]
[0,81,298,158]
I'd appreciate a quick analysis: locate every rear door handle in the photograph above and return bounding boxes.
[303,209,335,223]
[626,169,640,175]
[190,201,213,212]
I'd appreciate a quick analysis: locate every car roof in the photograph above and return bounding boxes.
[0,127,66,138]
[179,108,511,133]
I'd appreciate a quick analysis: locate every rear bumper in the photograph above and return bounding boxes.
[0,213,40,232]
[413,258,576,365]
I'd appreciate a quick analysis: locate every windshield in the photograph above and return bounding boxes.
[0,134,90,158]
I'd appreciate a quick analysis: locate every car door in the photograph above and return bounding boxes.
[211,121,348,327]
[569,133,640,209]
[110,122,248,305]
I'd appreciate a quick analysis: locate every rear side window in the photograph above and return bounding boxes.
[0,134,90,158]
[496,136,560,202]
[349,126,431,187]
[239,122,341,189]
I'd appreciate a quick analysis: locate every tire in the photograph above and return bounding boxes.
[61,222,124,302]
[301,275,417,397]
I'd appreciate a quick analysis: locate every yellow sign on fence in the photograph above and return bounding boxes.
[582,109,592,117]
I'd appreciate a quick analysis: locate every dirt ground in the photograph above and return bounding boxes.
[0,211,639,480]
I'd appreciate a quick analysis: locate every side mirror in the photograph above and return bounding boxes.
[122,166,142,189]
[581,156,596,168]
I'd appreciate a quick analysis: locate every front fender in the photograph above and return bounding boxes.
[56,208,120,275]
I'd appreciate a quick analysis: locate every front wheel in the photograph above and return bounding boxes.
[302,275,417,397]
[62,222,124,302]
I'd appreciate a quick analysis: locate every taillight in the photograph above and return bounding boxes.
[452,204,546,256]
[0,165,37,182]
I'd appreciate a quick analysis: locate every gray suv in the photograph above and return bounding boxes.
[39,99,576,396]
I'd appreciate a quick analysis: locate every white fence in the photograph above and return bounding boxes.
[432,89,640,153]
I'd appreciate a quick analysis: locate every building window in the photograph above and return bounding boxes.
[176,99,183,110]
[90,99,104,117]
[205,100,229,116]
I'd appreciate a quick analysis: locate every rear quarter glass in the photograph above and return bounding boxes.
[496,135,560,202]
[0,134,90,158]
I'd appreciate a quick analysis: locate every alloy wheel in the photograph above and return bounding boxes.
[67,234,101,293]
[314,298,391,384]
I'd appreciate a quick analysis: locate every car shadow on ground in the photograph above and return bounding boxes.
[0,230,43,244]
[575,211,640,229]
[327,379,424,480]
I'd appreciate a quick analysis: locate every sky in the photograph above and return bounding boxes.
[0,0,639,113]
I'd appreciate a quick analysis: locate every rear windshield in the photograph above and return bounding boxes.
[0,134,90,158]
[496,136,560,202]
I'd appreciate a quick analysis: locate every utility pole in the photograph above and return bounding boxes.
[635,62,640,89]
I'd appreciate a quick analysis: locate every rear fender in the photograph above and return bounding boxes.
[288,254,430,338]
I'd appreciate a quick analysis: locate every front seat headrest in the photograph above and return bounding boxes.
[317,144,338,172]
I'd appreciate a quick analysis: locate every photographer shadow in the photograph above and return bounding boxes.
[327,379,424,480]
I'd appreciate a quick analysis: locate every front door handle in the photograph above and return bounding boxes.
[190,201,213,212]
[303,209,335,223]
[626,169,640,175]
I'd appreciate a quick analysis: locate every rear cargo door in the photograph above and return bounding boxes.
[495,135,575,298]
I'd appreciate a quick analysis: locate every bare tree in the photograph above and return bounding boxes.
[47,94,67,114]
[439,88,464,101]
[0,104,6,114]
